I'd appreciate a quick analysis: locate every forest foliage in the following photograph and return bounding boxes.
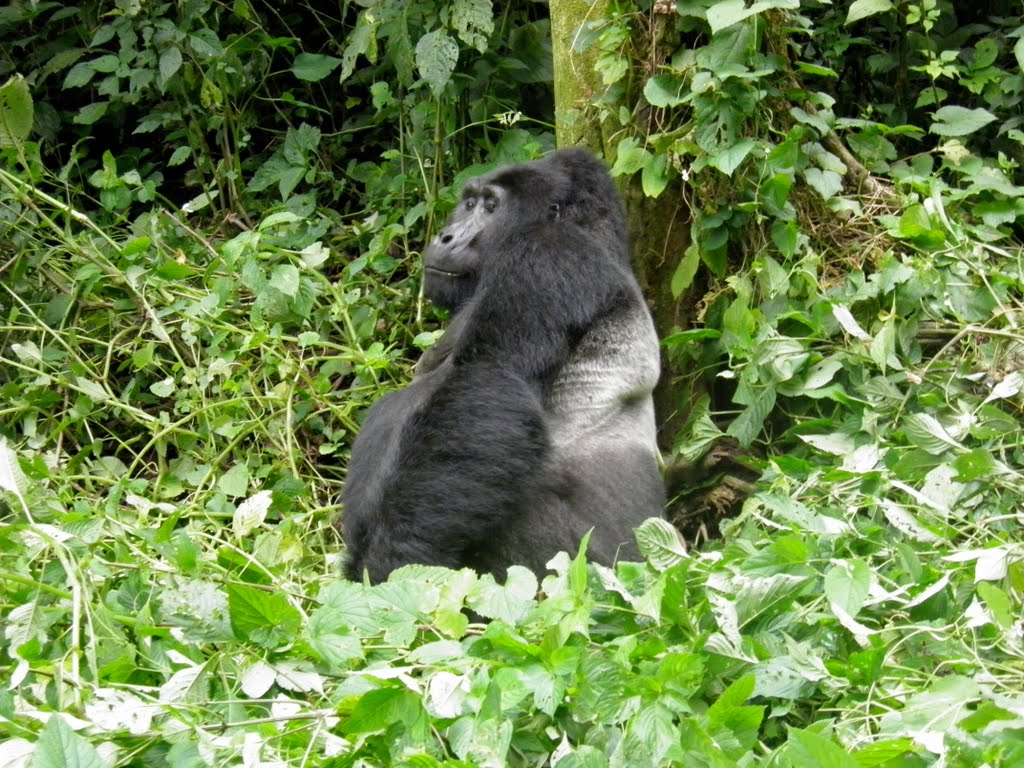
[1,1,1024,766]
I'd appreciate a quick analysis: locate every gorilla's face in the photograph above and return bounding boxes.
[424,162,565,311]
[423,149,629,311]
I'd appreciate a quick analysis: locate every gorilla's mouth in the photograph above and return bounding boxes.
[424,266,465,279]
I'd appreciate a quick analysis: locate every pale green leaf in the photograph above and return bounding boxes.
[415,29,459,95]
[218,462,250,498]
[0,438,28,498]
[824,558,872,617]
[269,263,300,297]
[0,75,34,149]
[930,106,997,137]
[709,138,755,176]
[846,0,894,25]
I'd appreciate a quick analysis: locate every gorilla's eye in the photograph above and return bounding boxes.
[549,203,560,221]
[464,198,476,210]
[484,197,497,213]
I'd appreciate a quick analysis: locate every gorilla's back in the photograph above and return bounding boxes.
[501,288,665,572]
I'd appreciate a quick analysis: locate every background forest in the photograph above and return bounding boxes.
[1,0,1024,765]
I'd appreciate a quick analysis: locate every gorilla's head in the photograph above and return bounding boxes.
[423,148,628,312]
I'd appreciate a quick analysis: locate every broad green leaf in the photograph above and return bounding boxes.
[802,167,843,199]
[415,29,459,95]
[32,713,106,768]
[292,52,343,82]
[1016,37,1024,73]
[644,74,686,108]
[707,0,799,34]
[846,0,894,25]
[217,462,250,497]
[976,582,1014,629]
[611,136,651,177]
[159,47,183,86]
[0,75,33,149]
[75,376,110,403]
[824,558,872,617]
[904,413,961,455]
[726,387,776,447]
[63,62,96,89]
[467,566,537,624]
[930,106,997,137]
[451,0,494,53]
[786,727,859,768]
[226,583,302,648]
[641,152,670,197]
[635,517,688,571]
[709,138,755,176]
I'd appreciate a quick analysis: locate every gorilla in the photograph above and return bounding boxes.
[341,148,665,583]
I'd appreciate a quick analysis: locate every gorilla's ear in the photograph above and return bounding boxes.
[549,203,561,221]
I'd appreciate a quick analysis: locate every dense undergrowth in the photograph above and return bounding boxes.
[2,1,1024,766]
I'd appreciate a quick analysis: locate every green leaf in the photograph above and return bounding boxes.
[218,462,250,498]
[726,387,776,447]
[670,243,700,298]
[31,714,107,768]
[709,138,755,176]
[292,53,343,82]
[846,0,894,25]
[63,62,96,89]
[951,448,997,482]
[1015,37,1024,73]
[635,518,688,571]
[226,583,302,648]
[0,75,34,149]
[802,167,843,199]
[930,106,997,137]
[641,152,670,197]
[159,47,183,87]
[786,728,859,768]
[415,29,459,95]
[468,566,537,623]
[611,136,651,177]
[976,582,1014,629]
[824,558,871,617]
[706,0,799,34]
[904,413,961,455]
[270,263,300,297]
[451,0,494,53]
[74,101,108,125]
[644,74,686,108]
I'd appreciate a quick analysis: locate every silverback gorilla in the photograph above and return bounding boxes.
[341,149,665,582]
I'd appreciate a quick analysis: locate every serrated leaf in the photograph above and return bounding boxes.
[415,29,459,95]
[32,714,107,768]
[0,75,34,149]
[930,106,997,137]
[226,583,302,648]
[635,518,688,571]
[845,0,894,25]
[451,0,494,53]
[904,413,961,455]
[292,52,343,82]
[831,304,871,340]
[787,728,859,767]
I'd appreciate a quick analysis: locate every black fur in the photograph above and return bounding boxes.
[342,149,664,582]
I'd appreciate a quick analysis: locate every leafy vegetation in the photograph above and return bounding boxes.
[2,1,1023,765]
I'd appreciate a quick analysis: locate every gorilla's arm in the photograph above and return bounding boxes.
[343,363,548,582]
